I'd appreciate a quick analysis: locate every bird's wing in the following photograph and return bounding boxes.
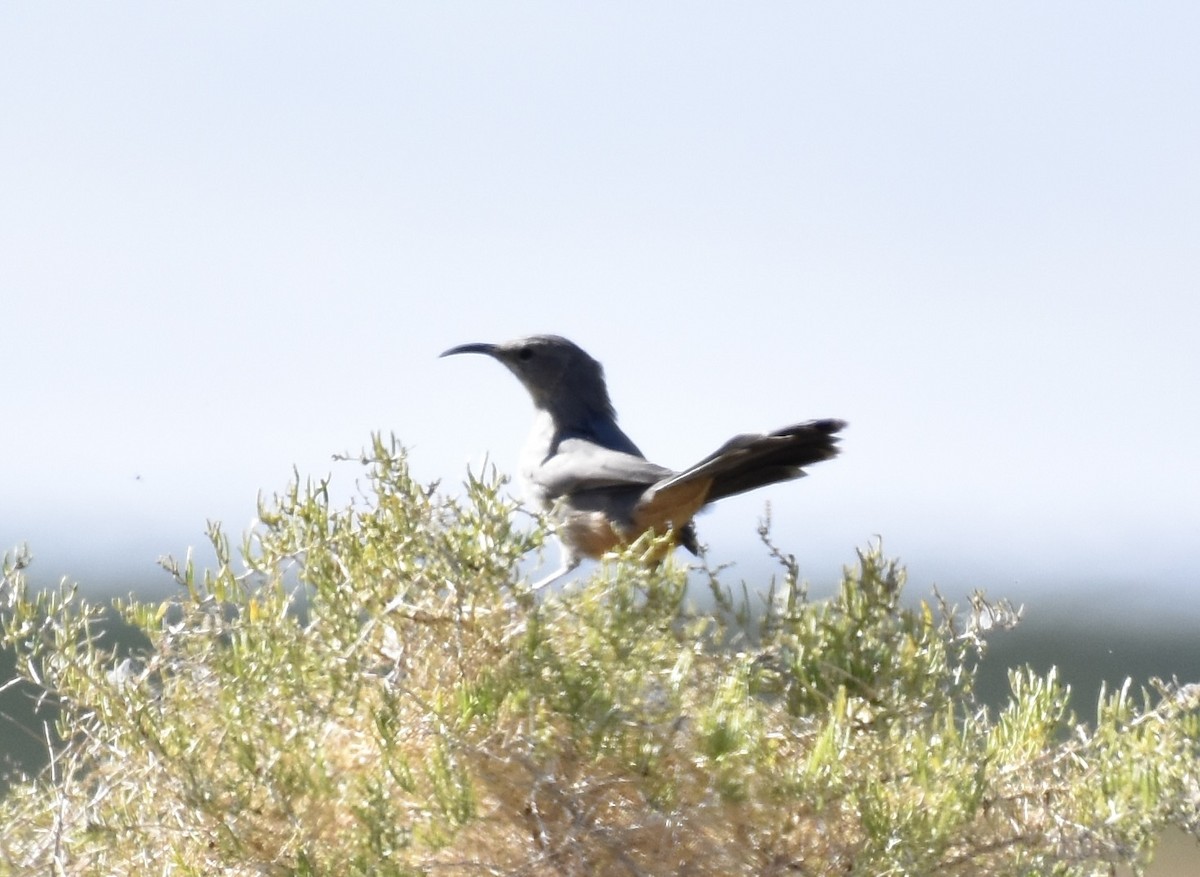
[532,437,674,499]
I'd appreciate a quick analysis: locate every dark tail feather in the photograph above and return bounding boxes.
[663,419,846,504]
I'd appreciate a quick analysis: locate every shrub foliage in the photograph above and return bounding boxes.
[2,435,1198,875]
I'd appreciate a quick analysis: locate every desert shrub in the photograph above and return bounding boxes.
[1,435,1197,876]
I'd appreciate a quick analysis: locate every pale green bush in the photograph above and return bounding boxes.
[2,435,1197,876]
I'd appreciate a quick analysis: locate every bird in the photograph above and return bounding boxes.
[441,334,844,589]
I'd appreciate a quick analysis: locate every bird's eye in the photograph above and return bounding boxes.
[518,346,534,361]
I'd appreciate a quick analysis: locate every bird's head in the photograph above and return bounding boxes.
[440,334,615,421]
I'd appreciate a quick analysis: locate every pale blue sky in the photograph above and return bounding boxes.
[2,5,1197,616]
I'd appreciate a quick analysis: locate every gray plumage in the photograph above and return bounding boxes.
[441,334,845,588]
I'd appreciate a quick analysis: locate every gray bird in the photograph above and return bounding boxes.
[441,335,845,588]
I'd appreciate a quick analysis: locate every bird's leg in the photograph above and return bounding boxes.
[530,547,581,591]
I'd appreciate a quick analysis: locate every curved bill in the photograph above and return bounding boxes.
[440,342,499,358]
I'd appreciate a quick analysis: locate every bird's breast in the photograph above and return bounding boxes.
[518,410,560,512]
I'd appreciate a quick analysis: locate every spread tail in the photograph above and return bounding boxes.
[631,420,845,553]
[656,419,846,504]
